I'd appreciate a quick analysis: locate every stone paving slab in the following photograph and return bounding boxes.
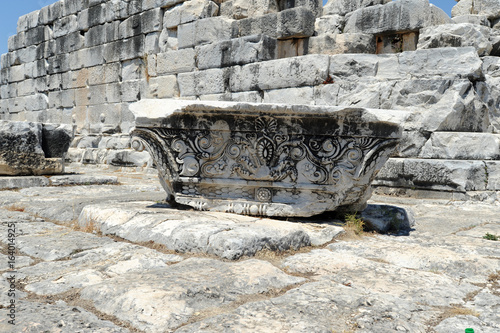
[79,258,305,333]
[0,300,129,333]
[78,202,345,260]
[0,174,118,190]
[18,242,183,296]
[0,166,498,332]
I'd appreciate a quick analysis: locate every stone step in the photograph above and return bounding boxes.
[374,158,500,192]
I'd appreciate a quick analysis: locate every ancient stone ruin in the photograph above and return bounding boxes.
[130,99,405,216]
[1,1,500,332]
[1,0,500,202]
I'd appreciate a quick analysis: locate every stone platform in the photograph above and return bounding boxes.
[0,165,499,332]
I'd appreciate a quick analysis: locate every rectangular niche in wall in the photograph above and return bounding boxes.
[376,31,419,54]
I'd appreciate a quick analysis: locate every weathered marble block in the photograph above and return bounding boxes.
[130,100,403,217]
[0,121,74,176]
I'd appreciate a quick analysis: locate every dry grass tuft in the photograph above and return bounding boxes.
[342,213,366,239]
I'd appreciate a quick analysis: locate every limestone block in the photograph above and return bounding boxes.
[15,45,37,64]
[452,0,500,20]
[38,1,64,25]
[81,46,107,68]
[452,14,491,27]
[142,8,164,33]
[344,0,450,35]
[177,17,236,49]
[236,7,315,40]
[48,91,62,109]
[199,93,232,101]
[122,59,146,82]
[121,80,143,102]
[75,87,90,107]
[178,68,229,96]
[482,56,500,77]
[9,97,26,113]
[47,54,70,75]
[142,0,190,11]
[397,47,483,80]
[297,0,328,15]
[25,26,51,46]
[78,3,115,30]
[490,33,500,56]
[88,85,108,105]
[429,4,454,26]
[103,35,145,62]
[307,33,375,55]
[146,54,157,77]
[61,90,76,108]
[418,23,493,56]
[331,48,483,81]
[8,65,26,82]
[375,158,487,192]
[263,87,314,104]
[64,69,89,90]
[147,75,180,98]
[7,33,25,52]
[164,0,219,28]
[145,32,160,54]
[53,15,79,39]
[68,50,86,70]
[315,15,345,35]
[231,91,263,103]
[26,94,49,112]
[85,22,119,47]
[47,74,62,90]
[159,28,178,51]
[486,161,500,190]
[221,0,278,19]
[237,12,278,38]
[196,35,277,70]
[0,83,17,99]
[118,14,141,39]
[105,83,122,103]
[419,132,500,160]
[156,48,196,75]
[0,121,72,175]
[323,0,390,16]
[55,31,85,54]
[277,7,315,39]
[63,0,89,16]
[230,54,329,92]
[17,10,40,33]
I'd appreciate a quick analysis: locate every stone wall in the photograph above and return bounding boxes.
[1,0,500,196]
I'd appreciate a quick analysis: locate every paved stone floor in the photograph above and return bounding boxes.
[0,165,499,333]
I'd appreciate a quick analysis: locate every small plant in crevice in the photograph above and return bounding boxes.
[344,213,365,236]
[483,233,499,241]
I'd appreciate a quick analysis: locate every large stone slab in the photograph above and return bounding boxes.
[78,201,345,259]
[344,0,452,35]
[0,300,128,333]
[0,121,74,176]
[418,23,493,56]
[130,99,404,216]
[452,0,500,20]
[79,258,305,332]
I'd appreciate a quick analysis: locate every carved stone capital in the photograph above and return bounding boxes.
[130,100,405,217]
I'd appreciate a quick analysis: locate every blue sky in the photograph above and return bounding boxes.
[0,0,457,58]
